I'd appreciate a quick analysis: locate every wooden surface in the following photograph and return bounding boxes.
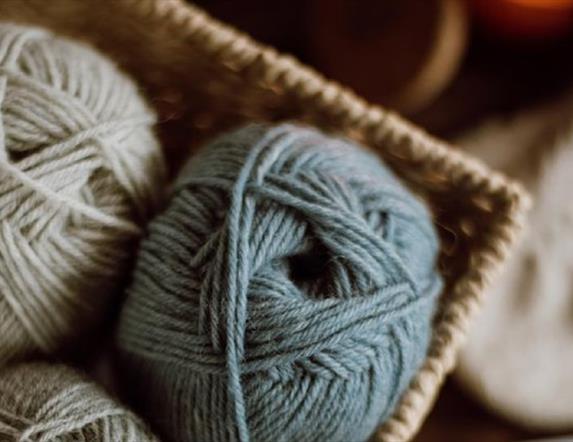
[413,379,544,442]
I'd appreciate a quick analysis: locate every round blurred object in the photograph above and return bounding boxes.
[456,94,573,431]
[308,0,468,114]
[471,0,573,40]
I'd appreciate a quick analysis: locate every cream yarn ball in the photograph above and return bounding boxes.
[0,362,158,441]
[0,24,165,364]
[457,93,573,430]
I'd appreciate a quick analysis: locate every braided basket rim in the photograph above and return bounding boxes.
[105,0,530,440]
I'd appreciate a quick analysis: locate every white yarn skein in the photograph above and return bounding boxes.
[0,24,165,364]
[457,93,573,430]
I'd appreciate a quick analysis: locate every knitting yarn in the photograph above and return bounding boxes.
[117,123,442,442]
[0,362,158,441]
[0,24,165,364]
[457,94,573,430]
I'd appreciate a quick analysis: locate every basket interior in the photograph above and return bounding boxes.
[0,0,526,439]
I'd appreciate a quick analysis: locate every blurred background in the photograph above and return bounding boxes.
[191,0,573,441]
[193,0,573,137]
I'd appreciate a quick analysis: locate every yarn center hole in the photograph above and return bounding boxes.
[286,243,330,292]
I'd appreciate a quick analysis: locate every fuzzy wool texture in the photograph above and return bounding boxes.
[0,24,166,365]
[0,362,158,441]
[457,95,573,430]
[117,123,442,442]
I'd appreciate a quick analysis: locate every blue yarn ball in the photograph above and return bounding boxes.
[117,123,443,442]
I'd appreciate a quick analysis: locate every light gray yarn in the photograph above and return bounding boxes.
[117,124,442,442]
[0,24,165,364]
[0,362,158,441]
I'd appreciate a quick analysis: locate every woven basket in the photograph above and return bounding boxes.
[0,0,529,440]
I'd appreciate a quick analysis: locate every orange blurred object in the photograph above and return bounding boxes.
[471,0,573,40]
[309,0,468,114]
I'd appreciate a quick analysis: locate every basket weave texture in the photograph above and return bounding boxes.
[0,1,530,440]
